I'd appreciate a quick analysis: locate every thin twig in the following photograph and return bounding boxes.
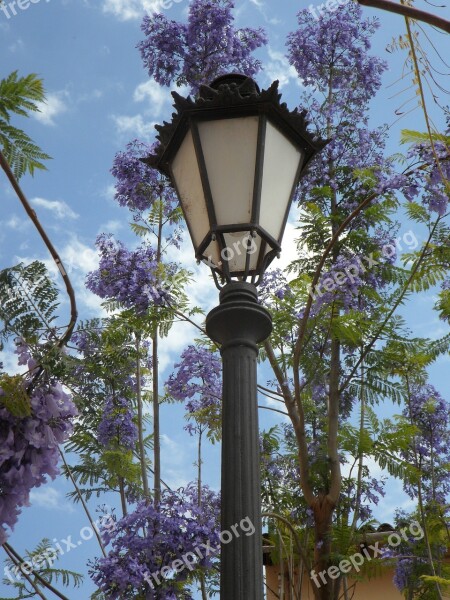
[258,404,290,417]
[59,448,107,557]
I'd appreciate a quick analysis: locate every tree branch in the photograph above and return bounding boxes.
[356,0,450,33]
[264,341,315,506]
[3,542,70,600]
[0,150,77,348]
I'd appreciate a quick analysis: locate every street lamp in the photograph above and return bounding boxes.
[145,74,326,599]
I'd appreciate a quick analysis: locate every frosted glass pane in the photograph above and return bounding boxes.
[260,121,303,242]
[172,130,210,249]
[201,240,221,270]
[198,117,258,225]
[221,232,263,273]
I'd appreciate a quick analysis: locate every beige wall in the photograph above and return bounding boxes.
[265,566,404,600]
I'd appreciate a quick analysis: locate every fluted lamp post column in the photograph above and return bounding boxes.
[144,73,326,600]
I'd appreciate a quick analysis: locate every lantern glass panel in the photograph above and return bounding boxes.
[197,116,259,226]
[221,231,263,273]
[259,121,304,243]
[202,239,222,270]
[171,129,210,250]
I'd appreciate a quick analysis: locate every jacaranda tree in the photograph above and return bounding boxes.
[0,1,448,599]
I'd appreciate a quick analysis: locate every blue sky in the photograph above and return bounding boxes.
[1,0,449,598]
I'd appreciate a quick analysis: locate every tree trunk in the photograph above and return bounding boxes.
[311,495,336,600]
[152,331,161,505]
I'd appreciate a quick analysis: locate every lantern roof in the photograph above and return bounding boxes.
[143,75,328,175]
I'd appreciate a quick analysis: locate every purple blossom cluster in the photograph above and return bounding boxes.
[402,132,450,216]
[340,476,386,523]
[258,269,292,304]
[260,424,303,517]
[372,225,400,265]
[166,345,221,415]
[286,3,409,216]
[98,396,138,450]
[261,429,301,487]
[311,253,382,314]
[402,384,450,503]
[90,483,220,599]
[15,336,39,371]
[138,0,267,93]
[86,234,171,313]
[287,4,386,114]
[384,510,431,595]
[0,341,77,545]
[111,139,178,215]
[393,557,415,591]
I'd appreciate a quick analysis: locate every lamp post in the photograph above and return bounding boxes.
[145,74,326,600]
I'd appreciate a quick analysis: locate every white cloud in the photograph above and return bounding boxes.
[265,48,301,88]
[77,89,103,103]
[159,318,202,372]
[276,220,299,271]
[134,80,168,117]
[158,231,217,372]
[97,219,123,235]
[31,197,79,220]
[102,0,163,21]
[248,0,281,24]
[0,348,24,375]
[161,433,194,488]
[8,38,25,53]
[34,92,69,126]
[101,184,116,202]
[111,80,169,139]
[5,215,30,231]
[29,487,75,513]
[60,237,100,277]
[111,114,156,139]
[15,236,106,317]
[59,237,109,315]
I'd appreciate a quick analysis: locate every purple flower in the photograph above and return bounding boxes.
[0,342,77,545]
[111,139,178,216]
[90,483,220,599]
[401,133,450,216]
[86,234,173,313]
[166,345,222,415]
[138,0,267,94]
[98,396,138,450]
[402,384,450,502]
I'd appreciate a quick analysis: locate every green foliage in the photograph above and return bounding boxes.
[0,261,59,345]
[129,223,150,238]
[1,538,83,599]
[405,200,431,224]
[331,310,372,347]
[0,71,51,178]
[435,289,450,323]
[340,406,420,481]
[0,374,31,417]
[349,373,406,405]
[420,575,450,587]
[400,129,450,145]
[185,405,222,444]
[102,449,142,485]
[63,317,150,502]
